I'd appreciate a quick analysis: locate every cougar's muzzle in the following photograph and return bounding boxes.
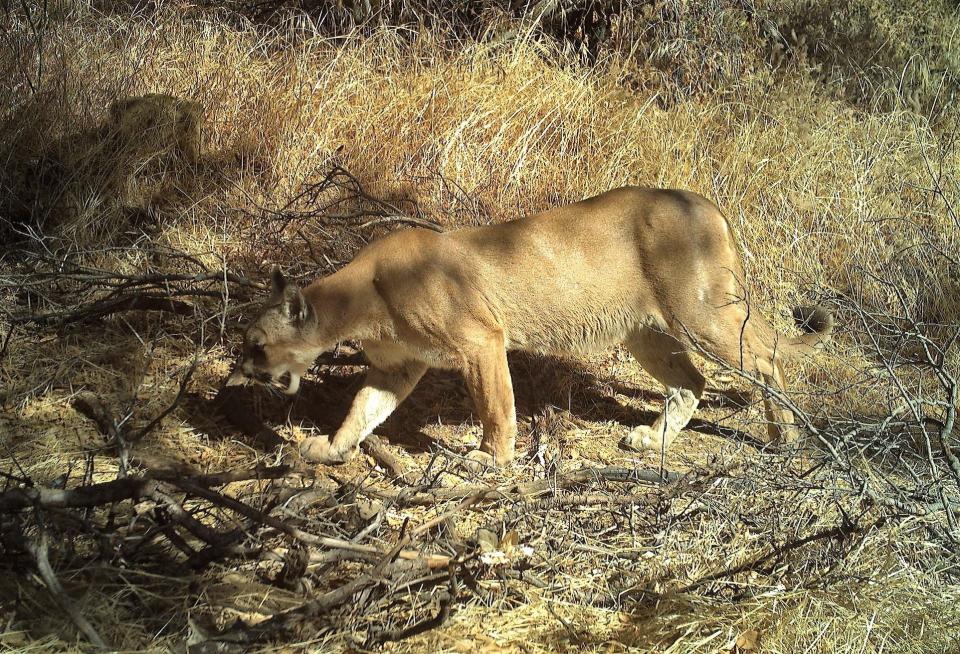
[224,364,299,395]
[225,367,248,387]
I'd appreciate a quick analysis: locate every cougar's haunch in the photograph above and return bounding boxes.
[226,187,832,466]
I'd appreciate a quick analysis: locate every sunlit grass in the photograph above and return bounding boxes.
[1,1,958,651]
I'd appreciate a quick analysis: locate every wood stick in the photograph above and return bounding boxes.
[361,435,408,479]
[173,479,451,568]
[364,465,680,507]
[28,534,110,650]
[0,465,293,512]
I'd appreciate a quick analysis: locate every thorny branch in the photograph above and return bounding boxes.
[250,163,444,236]
[28,533,111,650]
[1,163,442,332]
[0,244,263,326]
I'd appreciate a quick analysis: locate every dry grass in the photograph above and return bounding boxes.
[1,1,959,652]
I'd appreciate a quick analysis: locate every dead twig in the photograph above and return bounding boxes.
[173,478,451,568]
[365,564,459,646]
[0,324,14,360]
[0,465,294,512]
[28,533,111,650]
[366,465,680,507]
[8,293,195,325]
[252,164,444,237]
[361,434,409,480]
[677,517,875,594]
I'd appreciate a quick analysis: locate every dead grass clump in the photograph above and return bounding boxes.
[1,90,203,244]
[766,0,960,116]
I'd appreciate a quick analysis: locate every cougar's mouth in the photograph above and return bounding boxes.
[225,368,249,387]
[263,371,299,395]
[225,367,299,395]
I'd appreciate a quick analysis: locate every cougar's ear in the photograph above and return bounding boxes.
[282,286,316,327]
[269,266,287,302]
[269,267,314,326]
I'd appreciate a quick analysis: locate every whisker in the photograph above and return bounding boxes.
[265,385,283,398]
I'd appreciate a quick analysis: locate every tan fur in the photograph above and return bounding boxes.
[227,187,832,466]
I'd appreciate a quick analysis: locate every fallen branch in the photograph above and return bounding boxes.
[9,293,195,325]
[0,325,14,360]
[362,435,408,480]
[181,570,385,648]
[0,465,293,512]
[365,569,457,647]
[677,518,872,594]
[28,534,110,650]
[367,465,680,507]
[73,385,223,477]
[190,546,454,647]
[2,245,263,327]
[174,478,450,569]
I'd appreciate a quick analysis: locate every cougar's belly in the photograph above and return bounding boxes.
[362,337,459,370]
[502,298,648,356]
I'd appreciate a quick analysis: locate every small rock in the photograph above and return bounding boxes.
[355,499,383,521]
[475,528,499,553]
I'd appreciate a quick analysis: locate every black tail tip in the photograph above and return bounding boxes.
[793,305,834,335]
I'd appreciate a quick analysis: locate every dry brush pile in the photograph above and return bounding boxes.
[1,1,959,652]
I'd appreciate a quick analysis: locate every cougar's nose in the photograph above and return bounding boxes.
[225,368,248,387]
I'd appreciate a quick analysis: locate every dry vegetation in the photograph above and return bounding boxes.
[1,0,959,652]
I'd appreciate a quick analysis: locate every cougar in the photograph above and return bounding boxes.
[226,187,832,467]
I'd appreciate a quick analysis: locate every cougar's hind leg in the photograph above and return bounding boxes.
[699,319,800,445]
[301,360,427,464]
[460,330,517,467]
[758,357,800,445]
[622,328,706,453]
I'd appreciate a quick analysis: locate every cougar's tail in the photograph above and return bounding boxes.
[784,305,833,358]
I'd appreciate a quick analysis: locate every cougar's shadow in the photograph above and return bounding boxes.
[188,351,755,455]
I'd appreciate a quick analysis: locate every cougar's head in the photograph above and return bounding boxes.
[226,268,320,395]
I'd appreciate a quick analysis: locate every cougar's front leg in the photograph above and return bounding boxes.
[461,335,517,467]
[301,361,426,464]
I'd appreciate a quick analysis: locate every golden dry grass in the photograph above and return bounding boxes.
[1,1,959,652]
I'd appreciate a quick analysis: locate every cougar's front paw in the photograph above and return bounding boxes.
[462,448,516,473]
[461,449,497,474]
[300,437,353,465]
[621,426,668,453]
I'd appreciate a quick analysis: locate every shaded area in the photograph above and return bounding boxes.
[187,350,760,459]
[0,93,203,243]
